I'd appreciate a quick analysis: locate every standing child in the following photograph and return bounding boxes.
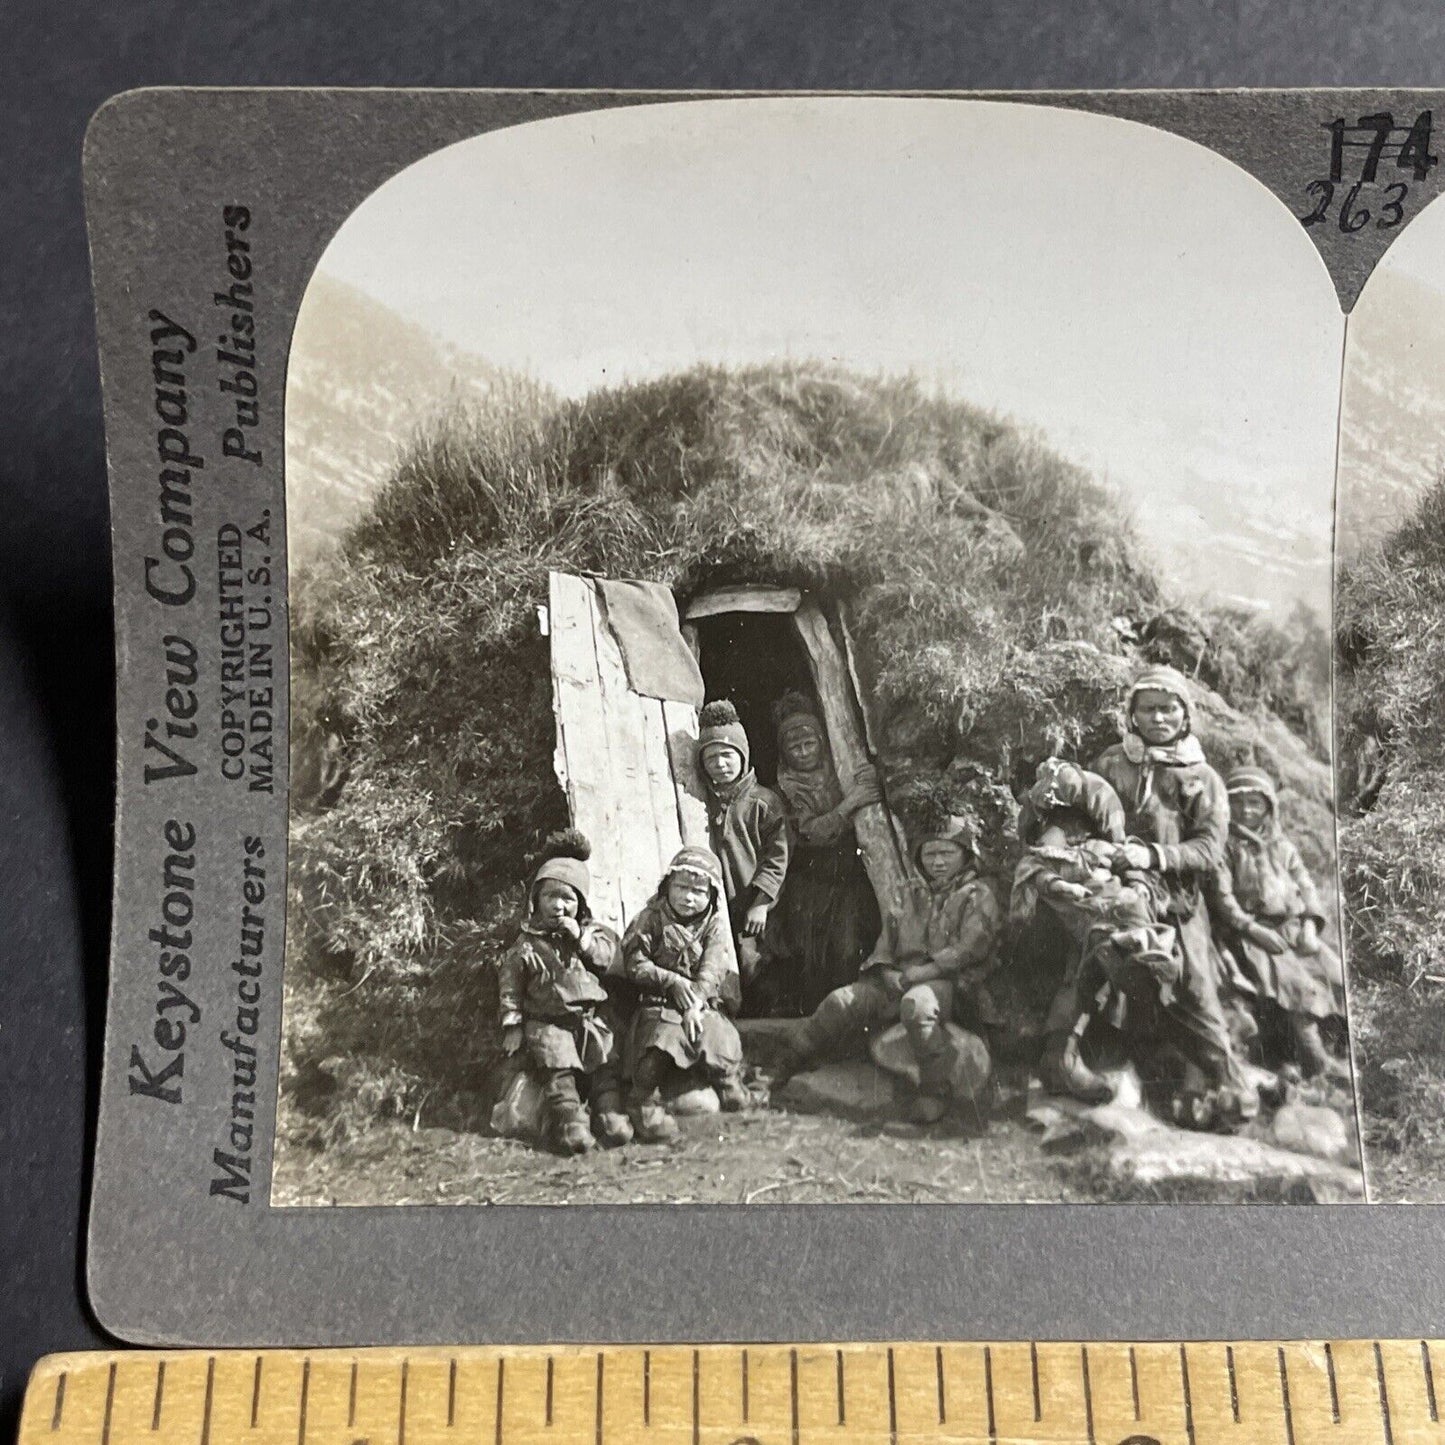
[497,830,633,1154]
[1208,766,1349,1082]
[623,846,750,1143]
[770,690,882,1011]
[696,699,791,1012]
[772,816,1002,1124]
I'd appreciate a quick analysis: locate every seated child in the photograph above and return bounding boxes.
[696,700,790,1012]
[623,846,750,1142]
[773,815,1002,1125]
[497,829,632,1154]
[1013,757,1177,1104]
[1208,766,1348,1082]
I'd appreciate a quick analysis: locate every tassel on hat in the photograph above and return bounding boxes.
[530,827,593,913]
[698,699,750,770]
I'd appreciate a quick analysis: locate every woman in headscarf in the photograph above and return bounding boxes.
[769,690,883,1012]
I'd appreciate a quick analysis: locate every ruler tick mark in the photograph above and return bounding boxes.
[545,1356,553,1426]
[200,1358,215,1445]
[1031,1340,1041,1422]
[348,1362,358,1428]
[642,1350,650,1426]
[252,1356,263,1429]
[741,1350,749,1424]
[1081,1345,1095,1445]
[447,1359,456,1429]
[935,1345,946,1425]
[1424,1340,1438,1422]
[1325,1341,1340,1423]
[1180,1344,1196,1445]
[298,1360,311,1445]
[1129,1345,1140,1421]
[692,1349,700,1445]
[1278,1347,1296,1445]
[101,1362,117,1445]
[1377,1341,1395,1445]
[152,1361,166,1431]
[494,1359,504,1445]
[984,1345,997,1445]
[835,1349,845,1426]
[51,1372,66,1432]
[398,1361,409,1445]
[887,1347,898,1445]
[1226,1345,1239,1424]
[596,1353,604,1445]
[790,1349,799,1445]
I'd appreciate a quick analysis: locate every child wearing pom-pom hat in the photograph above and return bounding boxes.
[497,829,632,1154]
[696,699,791,1010]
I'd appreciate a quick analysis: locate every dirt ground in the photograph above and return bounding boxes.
[271,1100,1100,1207]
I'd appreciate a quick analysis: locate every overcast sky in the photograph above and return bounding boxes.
[311,96,1344,615]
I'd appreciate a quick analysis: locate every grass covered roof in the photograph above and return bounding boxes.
[282,362,1332,1134]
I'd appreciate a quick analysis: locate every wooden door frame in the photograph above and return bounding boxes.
[682,586,912,913]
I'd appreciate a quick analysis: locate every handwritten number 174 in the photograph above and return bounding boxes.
[1301,110,1437,231]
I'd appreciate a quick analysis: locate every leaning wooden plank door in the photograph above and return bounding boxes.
[792,600,912,913]
[548,572,738,976]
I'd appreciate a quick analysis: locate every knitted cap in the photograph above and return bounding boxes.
[1125,664,1194,731]
[1226,765,1277,810]
[1028,756,1084,810]
[664,845,724,893]
[911,813,975,868]
[773,688,824,739]
[698,699,749,769]
[530,828,592,915]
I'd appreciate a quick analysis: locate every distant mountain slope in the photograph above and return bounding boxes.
[285,273,512,565]
[1339,267,1445,562]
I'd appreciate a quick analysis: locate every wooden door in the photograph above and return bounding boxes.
[547,572,732,962]
[682,585,914,914]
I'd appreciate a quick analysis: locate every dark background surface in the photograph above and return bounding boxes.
[4,0,1445,1434]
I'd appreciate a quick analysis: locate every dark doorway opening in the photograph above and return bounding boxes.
[691,611,815,787]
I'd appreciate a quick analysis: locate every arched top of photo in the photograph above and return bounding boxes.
[287,95,1341,621]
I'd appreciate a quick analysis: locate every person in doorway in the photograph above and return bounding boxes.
[696,699,791,1013]
[497,830,632,1154]
[770,689,882,1011]
[1074,664,1255,1126]
[771,816,1002,1124]
[1207,766,1349,1083]
[623,846,750,1143]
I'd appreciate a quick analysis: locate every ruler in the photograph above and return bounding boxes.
[18,1342,1444,1445]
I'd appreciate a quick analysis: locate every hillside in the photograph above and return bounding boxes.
[280,362,1337,1146]
[285,273,514,563]
[1338,267,1445,562]
[1337,475,1445,1199]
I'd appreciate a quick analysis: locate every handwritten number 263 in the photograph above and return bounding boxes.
[1301,179,1407,230]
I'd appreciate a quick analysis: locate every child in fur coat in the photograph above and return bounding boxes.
[497,830,632,1154]
[623,846,749,1142]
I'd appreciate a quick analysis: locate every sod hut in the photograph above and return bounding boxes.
[281,362,1335,1138]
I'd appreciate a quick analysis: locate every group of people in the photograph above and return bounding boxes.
[496,664,1346,1154]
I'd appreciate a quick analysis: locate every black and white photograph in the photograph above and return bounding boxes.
[1336,180,1445,1202]
[271,96,1365,1206]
